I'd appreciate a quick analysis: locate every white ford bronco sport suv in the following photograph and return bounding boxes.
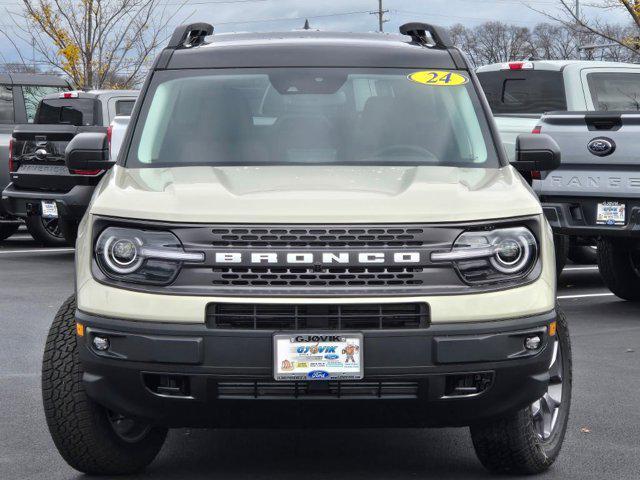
[43,22,572,476]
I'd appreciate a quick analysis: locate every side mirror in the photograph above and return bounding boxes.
[65,132,114,172]
[513,133,561,172]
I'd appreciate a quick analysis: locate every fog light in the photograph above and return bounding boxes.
[93,336,110,351]
[524,335,542,350]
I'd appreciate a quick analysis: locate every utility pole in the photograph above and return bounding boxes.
[370,0,389,33]
[575,0,581,58]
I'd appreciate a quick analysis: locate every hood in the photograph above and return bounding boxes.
[90,165,542,223]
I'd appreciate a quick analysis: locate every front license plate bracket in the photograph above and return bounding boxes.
[273,333,364,381]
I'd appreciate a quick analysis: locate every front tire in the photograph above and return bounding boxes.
[42,296,167,475]
[597,238,640,301]
[470,307,572,474]
[26,215,69,246]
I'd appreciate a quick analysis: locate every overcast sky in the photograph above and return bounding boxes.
[0,0,632,67]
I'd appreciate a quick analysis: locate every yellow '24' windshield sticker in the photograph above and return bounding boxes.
[408,70,469,86]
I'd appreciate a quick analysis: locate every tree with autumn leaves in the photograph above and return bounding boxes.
[15,0,181,89]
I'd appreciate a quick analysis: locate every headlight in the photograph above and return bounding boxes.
[95,227,204,285]
[431,226,538,284]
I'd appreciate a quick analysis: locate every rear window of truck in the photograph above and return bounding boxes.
[35,98,102,126]
[587,72,640,111]
[477,70,567,114]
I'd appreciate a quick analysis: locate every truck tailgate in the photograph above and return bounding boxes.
[534,112,640,198]
[493,114,540,161]
[11,124,106,192]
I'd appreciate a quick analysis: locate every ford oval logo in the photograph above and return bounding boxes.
[588,137,615,157]
[324,354,339,360]
[307,370,330,380]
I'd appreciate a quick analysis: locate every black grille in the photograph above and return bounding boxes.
[165,223,469,295]
[207,302,429,330]
[217,381,419,399]
[212,266,425,287]
[210,226,426,248]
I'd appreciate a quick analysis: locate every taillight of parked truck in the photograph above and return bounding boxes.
[530,126,542,179]
[71,169,102,175]
[8,137,13,173]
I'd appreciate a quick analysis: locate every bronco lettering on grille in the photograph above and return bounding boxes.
[214,251,423,265]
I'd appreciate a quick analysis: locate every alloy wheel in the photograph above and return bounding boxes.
[41,217,63,238]
[531,338,563,441]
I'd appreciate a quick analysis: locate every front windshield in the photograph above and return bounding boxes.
[127,68,499,168]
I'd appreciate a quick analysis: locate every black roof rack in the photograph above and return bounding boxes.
[399,22,453,48]
[167,22,214,49]
[154,28,469,71]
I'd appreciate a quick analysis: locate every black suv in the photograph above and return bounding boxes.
[0,73,71,241]
[2,89,137,245]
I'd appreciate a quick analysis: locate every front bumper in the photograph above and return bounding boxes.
[76,309,556,428]
[542,197,640,238]
[1,183,94,221]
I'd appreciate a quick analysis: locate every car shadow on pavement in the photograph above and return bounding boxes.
[558,268,605,291]
[0,237,37,249]
[87,427,501,480]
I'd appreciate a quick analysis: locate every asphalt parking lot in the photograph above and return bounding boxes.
[1,230,638,480]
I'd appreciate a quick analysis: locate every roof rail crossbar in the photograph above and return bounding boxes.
[399,22,453,48]
[167,23,214,49]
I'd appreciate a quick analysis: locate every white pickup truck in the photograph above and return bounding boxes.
[109,115,130,161]
[477,60,640,270]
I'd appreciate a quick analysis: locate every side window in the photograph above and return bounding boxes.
[587,72,640,111]
[115,99,135,116]
[0,85,14,123]
[22,85,68,122]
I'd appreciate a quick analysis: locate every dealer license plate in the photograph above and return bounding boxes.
[596,201,625,226]
[274,333,363,381]
[41,200,58,219]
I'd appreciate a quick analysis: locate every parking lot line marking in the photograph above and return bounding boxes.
[557,292,615,299]
[0,248,75,255]
[563,266,598,271]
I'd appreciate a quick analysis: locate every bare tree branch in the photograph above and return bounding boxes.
[449,18,639,67]
[530,0,640,56]
[8,0,186,88]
